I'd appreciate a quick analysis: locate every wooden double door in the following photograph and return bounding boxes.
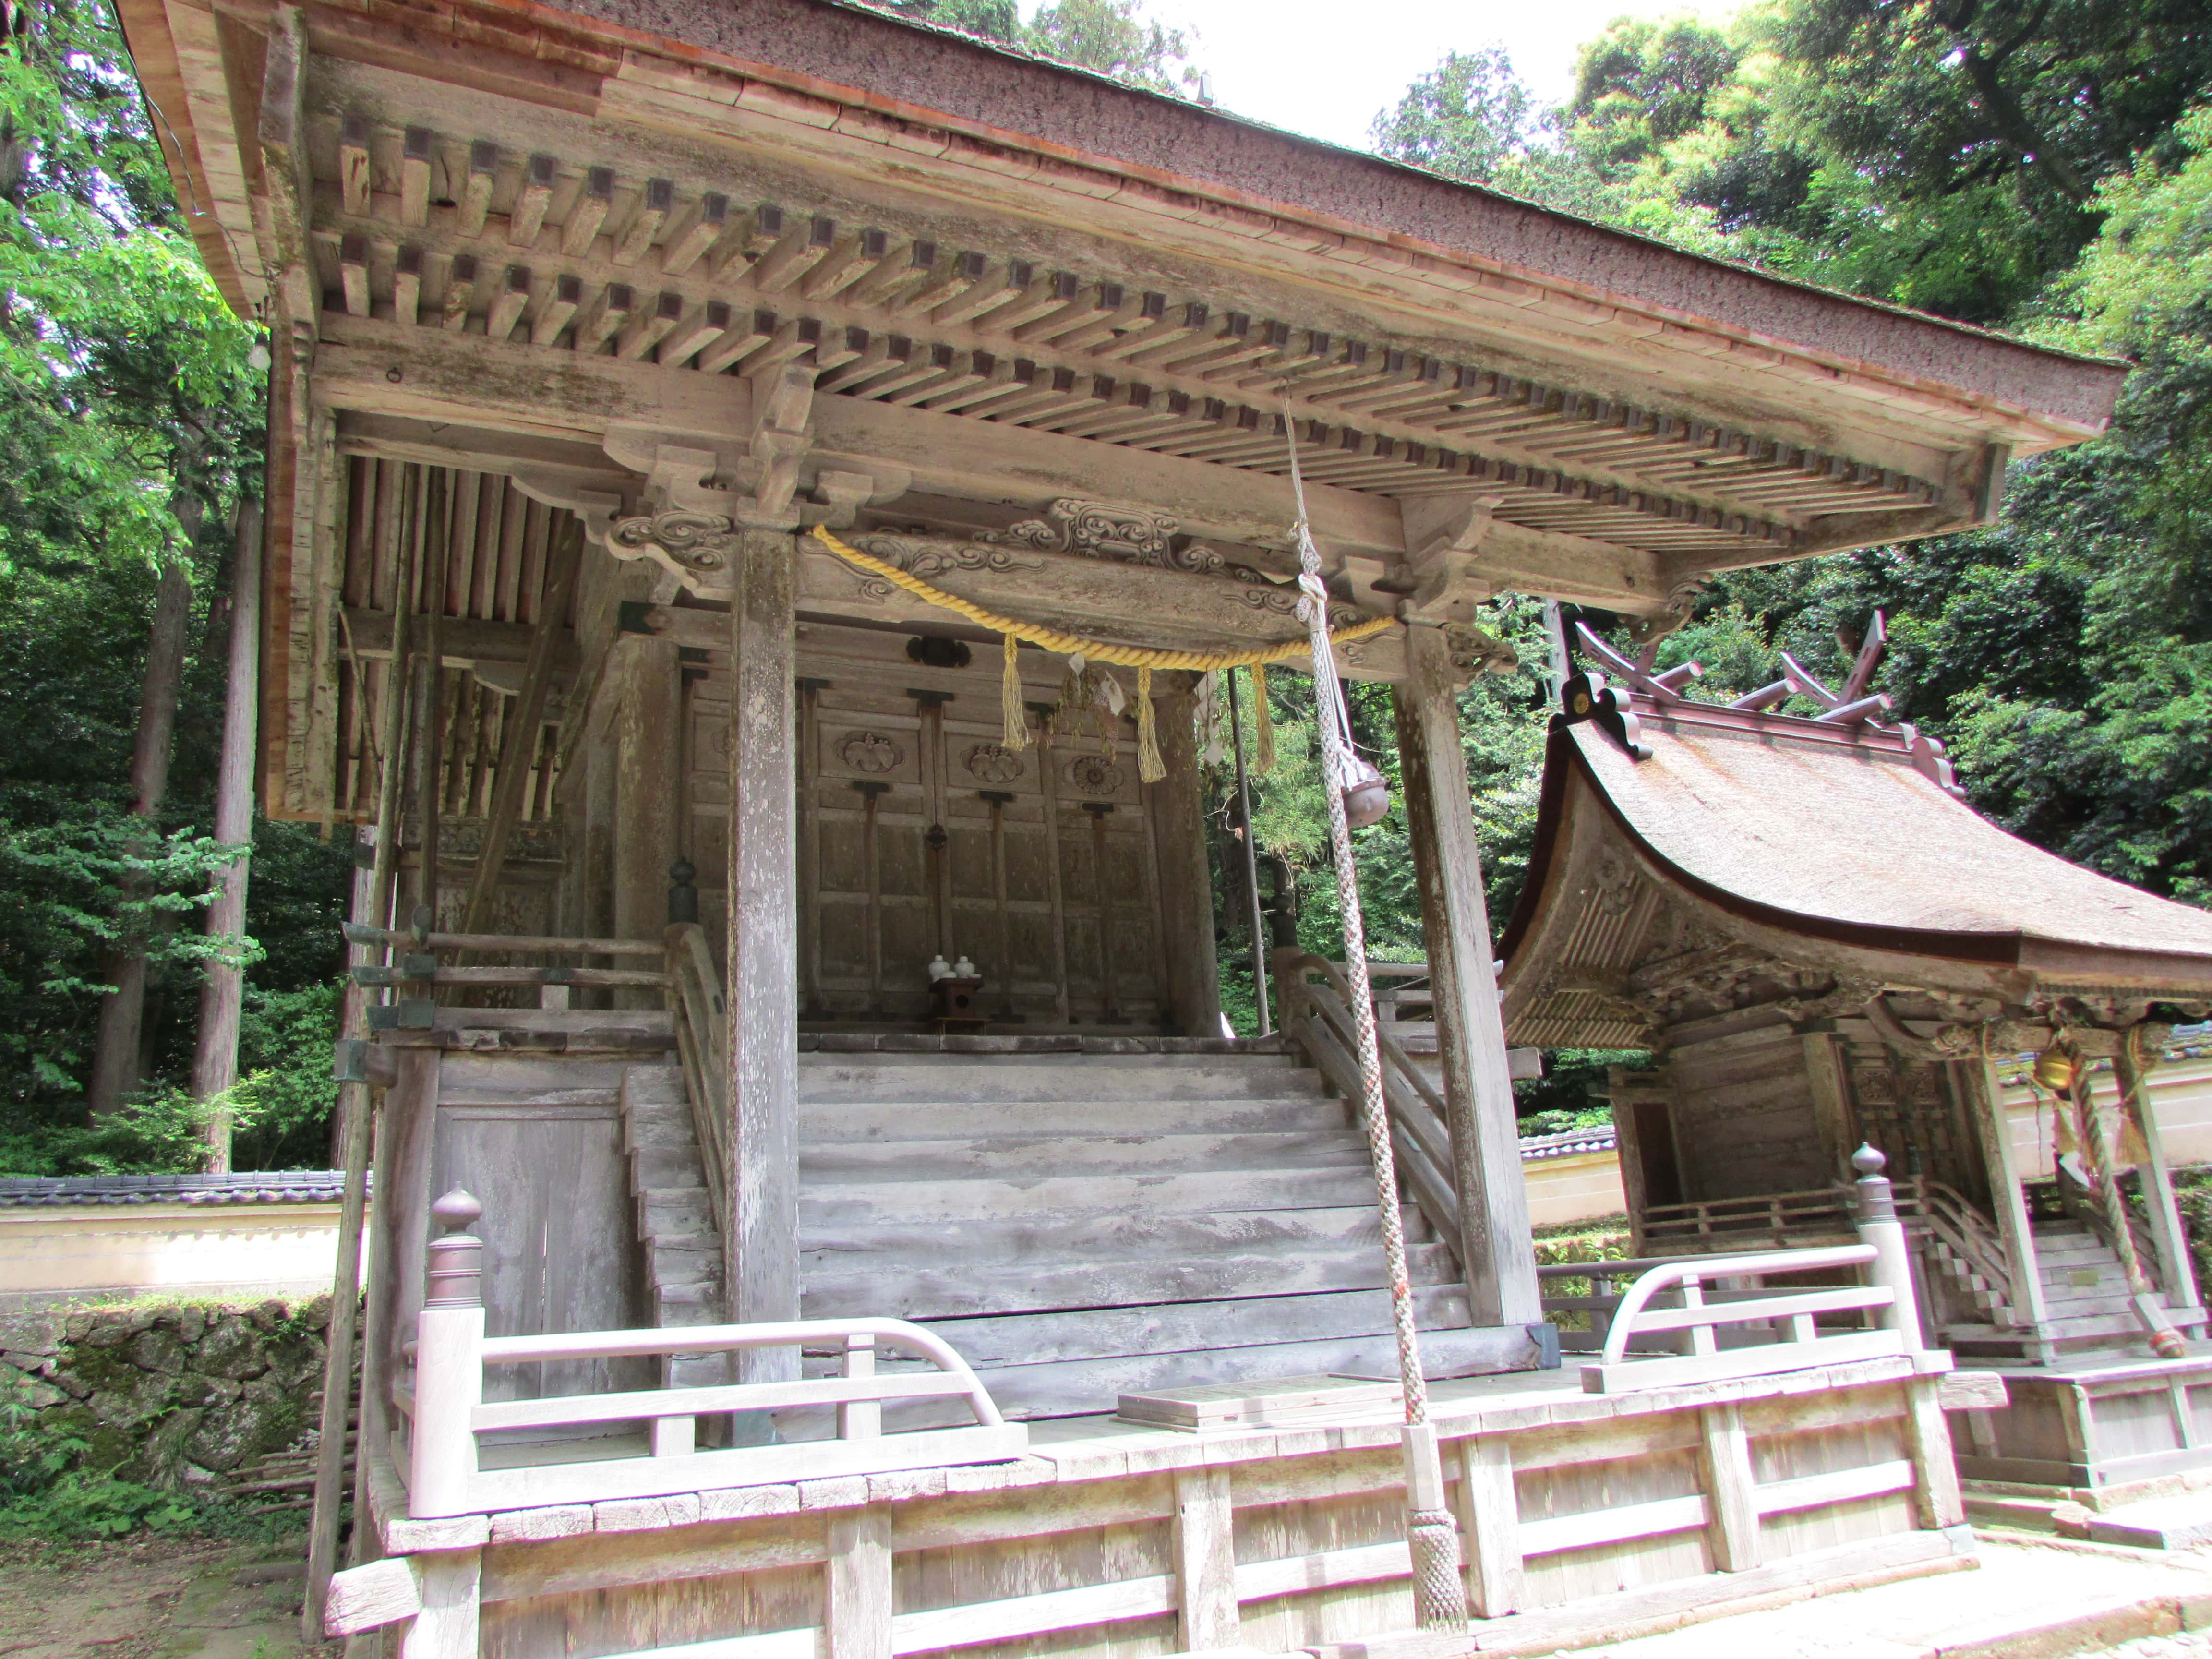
[686,626,1166,1027]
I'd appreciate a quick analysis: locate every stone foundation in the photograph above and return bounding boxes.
[0,1296,336,1488]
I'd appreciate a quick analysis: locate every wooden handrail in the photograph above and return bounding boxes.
[1275,951,1462,1267]
[664,923,730,1225]
[1582,1242,1912,1394]
[339,922,665,957]
[404,1192,1023,1518]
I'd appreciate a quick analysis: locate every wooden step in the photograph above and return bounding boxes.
[796,1058,1327,1105]
[799,1094,1352,1142]
[805,1240,1461,1322]
[799,1165,1381,1227]
[797,1129,1371,1181]
[918,1284,1474,1371]
[801,1202,1432,1271]
[944,1323,1539,1422]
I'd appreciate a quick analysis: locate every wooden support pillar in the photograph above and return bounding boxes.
[824,1505,893,1659]
[357,1046,440,1536]
[1455,1435,1521,1618]
[1903,1377,1966,1530]
[1960,1054,2049,1330]
[2116,1040,2200,1313]
[1802,1031,1856,1182]
[1698,1404,1761,1572]
[1145,673,1220,1038]
[1391,624,1541,1326]
[610,635,682,945]
[1171,1465,1239,1649]
[727,529,799,1374]
[399,1549,481,1659]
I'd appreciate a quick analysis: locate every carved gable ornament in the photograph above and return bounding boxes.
[980,499,1225,574]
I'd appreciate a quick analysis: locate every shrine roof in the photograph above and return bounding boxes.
[1539,715,2212,971]
[1499,691,2212,1049]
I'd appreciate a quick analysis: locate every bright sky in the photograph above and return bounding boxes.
[1027,0,1749,153]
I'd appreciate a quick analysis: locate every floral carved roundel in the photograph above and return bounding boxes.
[1068,755,1124,795]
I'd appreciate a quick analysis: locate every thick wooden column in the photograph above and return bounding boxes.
[1960,1054,2049,1330]
[1391,624,1542,1327]
[610,635,682,946]
[1145,674,1220,1038]
[727,529,800,1374]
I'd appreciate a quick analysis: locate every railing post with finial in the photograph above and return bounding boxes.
[412,1189,486,1519]
[1852,1146,1922,1349]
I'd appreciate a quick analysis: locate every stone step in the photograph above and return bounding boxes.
[797,1129,1370,1182]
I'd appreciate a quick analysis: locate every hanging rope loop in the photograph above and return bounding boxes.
[1283,420,1468,1633]
[807,524,1397,776]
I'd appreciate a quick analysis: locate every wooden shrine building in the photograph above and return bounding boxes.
[1500,625,2212,1496]
[115,0,2139,1650]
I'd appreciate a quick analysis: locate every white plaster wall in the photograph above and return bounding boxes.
[2003,1055,2212,1178]
[0,1202,366,1307]
[1521,1151,1628,1229]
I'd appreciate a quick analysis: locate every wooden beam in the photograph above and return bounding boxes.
[332,411,633,497]
[312,313,751,447]
[458,524,582,937]
[729,528,801,1370]
[1392,623,1541,1326]
[344,608,579,672]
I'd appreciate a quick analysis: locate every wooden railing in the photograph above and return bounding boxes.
[1582,1244,1907,1393]
[341,921,665,1015]
[1365,962,1438,1054]
[1908,1178,2016,1317]
[1640,1187,1858,1251]
[1571,1149,1925,1393]
[663,922,730,1224]
[1276,951,1461,1262]
[395,1191,1024,1519]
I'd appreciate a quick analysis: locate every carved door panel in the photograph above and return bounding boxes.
[1052,743,1164,1026]
[1845,1040,1982,1199]
[939,703,1067,1024]
[807,688,933,1020]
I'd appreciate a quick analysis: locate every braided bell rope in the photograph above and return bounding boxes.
[1285,435,1468,1632]
[2070,1047,2187,1359]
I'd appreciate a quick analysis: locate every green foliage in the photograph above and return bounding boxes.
[0,1,349,1170]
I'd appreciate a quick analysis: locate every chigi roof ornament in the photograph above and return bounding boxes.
[1558,610,1964,798]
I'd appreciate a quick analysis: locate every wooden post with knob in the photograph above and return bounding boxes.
[411,1190,486,1520]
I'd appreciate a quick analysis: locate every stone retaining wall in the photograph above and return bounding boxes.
[0,1296,335,1488]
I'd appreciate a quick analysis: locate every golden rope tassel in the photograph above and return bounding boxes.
[1250,661,1276,774]
[1000,632,1029,751]
[1135,666,1165,782]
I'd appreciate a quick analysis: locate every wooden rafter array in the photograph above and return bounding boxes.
[303,112,1949,564]
[332,457,577,824]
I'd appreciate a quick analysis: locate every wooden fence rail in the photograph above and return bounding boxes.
[396,1190,1024,1519]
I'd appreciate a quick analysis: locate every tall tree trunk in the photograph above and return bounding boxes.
[191,495,264,1169]
[87,476,205,1119]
